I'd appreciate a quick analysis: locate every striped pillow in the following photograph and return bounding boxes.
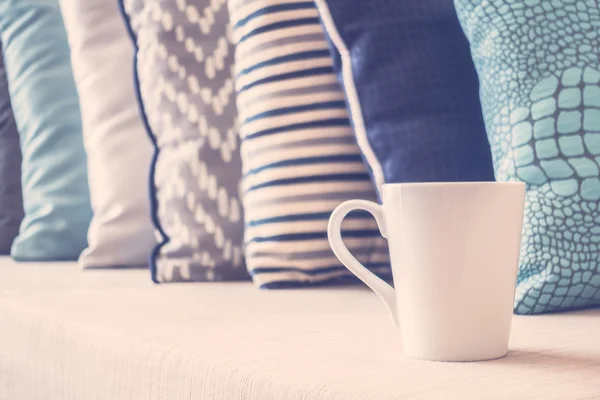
[229,0,390,287]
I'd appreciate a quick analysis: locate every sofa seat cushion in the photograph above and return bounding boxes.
[0,257,599,399]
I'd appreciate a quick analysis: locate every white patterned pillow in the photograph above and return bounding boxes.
[228,0,390,287]
[122,0,248,282]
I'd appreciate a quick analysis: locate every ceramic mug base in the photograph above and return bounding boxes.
[404,348,509,363]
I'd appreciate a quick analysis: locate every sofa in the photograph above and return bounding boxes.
[1,257,599,400]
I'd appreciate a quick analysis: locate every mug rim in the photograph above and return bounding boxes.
[382,181,525,188]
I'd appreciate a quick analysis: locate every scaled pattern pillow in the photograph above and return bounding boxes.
[0,44,23,254]
[0,0,92,261]
[229,0,391,288]
[122,0,249,282]
[455,0,600,314]
[314,0,495,194]
[61,0,155,268]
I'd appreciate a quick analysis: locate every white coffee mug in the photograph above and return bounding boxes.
[328,182,526,362]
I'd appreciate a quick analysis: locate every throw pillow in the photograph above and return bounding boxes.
[229,0,391,288]
[455,0,600,314]
[0,0,92,261]
[121,0,249,282]
[60,0,155,268]
[0,43,23,254]
[314,0,495,193]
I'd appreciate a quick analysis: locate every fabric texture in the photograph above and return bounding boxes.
[229,0,390,288]
[0,44,23,254]
[455,0,600,314]
[0,0,92,261]
[60,0,155,268]
[314,0,496,194]
[1,258,600,400]
[121,0,249,282]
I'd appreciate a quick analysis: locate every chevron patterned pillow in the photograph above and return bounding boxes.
[121,0,249,282]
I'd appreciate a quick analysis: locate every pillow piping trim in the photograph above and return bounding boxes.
[118,0,165,284]
[313,0,385,193]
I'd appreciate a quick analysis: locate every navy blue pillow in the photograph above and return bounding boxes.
[0,44,23,254]
[314,0,495,192]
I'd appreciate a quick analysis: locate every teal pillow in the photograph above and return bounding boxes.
[455,0,600,314]
[0,0,92,260]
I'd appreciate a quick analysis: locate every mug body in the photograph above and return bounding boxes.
[382,182,526,361]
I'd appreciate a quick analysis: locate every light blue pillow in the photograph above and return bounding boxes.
[0,0,92,260]
[455,0,600,314]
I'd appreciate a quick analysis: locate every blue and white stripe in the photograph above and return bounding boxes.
[229,0,390,287]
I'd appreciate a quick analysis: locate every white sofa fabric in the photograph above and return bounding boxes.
[1,257,599,399]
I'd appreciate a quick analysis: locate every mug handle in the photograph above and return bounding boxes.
[328,200,398,327]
